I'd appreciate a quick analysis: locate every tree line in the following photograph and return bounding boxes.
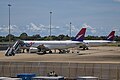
[0,33,120,42]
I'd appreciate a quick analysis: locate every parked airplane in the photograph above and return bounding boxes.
[22,28,86,53]
[82,31,116,50]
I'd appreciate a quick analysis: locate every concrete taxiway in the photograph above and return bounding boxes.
[0,46,120,63]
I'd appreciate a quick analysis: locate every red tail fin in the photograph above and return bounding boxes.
[107,31,115,41]
[72,28,86,41]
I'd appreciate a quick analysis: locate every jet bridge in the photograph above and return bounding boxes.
[5,40,24,56]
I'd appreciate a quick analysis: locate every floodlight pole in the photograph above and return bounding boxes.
[50,11,52,39]
[8,4,11,47]
[70,22,72,39]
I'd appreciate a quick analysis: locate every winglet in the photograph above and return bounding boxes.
[72,28,86,41]
[107,31,115,41]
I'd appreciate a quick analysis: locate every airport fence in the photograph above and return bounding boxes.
[0,61,120,80]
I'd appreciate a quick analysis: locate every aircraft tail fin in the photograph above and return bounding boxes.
[72,28,86,41]
[107,31,115,41]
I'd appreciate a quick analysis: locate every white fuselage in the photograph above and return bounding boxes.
[23,40,83,50]
[83,40,116,45]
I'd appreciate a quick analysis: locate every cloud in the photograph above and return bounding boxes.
[25,23,48,35]
[24,23,62,36]
[0,25,8,33]
[0,25,22,36]
[30,23,41,31]
[112,27,120,36]
[11,25,21,33]
[112,27,119,32]
[2,23,110,36]
[0,25,17,32]
[27,23,60,31]
[65,24,79,32]
[82,23,96,34]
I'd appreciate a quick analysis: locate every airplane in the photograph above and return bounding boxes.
[22,28,86,53]
[82,31,116,50]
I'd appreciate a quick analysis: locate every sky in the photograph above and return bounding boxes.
[0,0,120,37]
